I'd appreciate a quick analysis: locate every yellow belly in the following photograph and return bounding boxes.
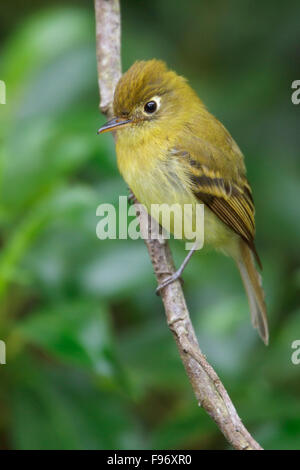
[116,136,238,256]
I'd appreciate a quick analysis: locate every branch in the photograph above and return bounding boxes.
[95,0,121,116]
[94,0,263,450]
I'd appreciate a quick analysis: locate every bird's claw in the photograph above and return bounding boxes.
[156,272,184,296]
[127,190,136,205]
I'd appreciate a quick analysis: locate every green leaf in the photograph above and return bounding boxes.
[17,300,115,376]
[2,8,93,94]
[11,356,145,450]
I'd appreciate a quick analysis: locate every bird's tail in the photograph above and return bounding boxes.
[236,240,269,345]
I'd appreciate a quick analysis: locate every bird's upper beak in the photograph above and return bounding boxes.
[97,117,132,134]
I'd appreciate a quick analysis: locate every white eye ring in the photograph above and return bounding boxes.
[143,96,161,115]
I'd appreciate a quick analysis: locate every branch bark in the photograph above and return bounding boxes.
[94,0,263,450]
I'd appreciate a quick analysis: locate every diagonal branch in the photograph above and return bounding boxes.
[94,0,263,450]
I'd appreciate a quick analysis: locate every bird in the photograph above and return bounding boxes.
[98,59,269,345]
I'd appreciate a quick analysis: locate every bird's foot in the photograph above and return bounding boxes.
[127,190,136,205]
[156,243,198,295]
[156,270,184,296]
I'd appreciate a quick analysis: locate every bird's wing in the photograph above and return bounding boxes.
[171,145,262,269]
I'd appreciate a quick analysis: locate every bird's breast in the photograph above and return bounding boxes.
[115,135,235,250]
[116,136,192,209]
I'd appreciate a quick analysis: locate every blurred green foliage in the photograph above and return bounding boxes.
[0,0,300,450]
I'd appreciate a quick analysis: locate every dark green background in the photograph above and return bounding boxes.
[0,0,299,450]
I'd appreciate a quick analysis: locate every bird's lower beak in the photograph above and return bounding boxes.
[97,117,132,134]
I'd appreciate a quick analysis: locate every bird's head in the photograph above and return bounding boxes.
[98,60,199,140]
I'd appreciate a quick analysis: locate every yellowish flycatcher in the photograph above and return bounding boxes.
[98,60,269,345]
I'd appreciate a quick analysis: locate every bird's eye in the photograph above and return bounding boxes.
[144,101,157,114]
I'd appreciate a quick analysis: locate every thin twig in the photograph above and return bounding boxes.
[94,0,263,450]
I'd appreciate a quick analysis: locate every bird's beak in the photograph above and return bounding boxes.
[97,117,132,134]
